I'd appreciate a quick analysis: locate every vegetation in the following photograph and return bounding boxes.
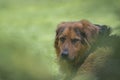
[0,0,120,80]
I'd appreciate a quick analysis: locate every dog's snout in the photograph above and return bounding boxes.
[61,49,69,58]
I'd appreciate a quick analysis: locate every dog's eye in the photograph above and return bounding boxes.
[60,37,66,43]
[71,38,79,44]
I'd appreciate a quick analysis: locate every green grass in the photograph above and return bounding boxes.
[0,0,120,80]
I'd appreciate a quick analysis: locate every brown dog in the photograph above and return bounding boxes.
[54,20,120,80]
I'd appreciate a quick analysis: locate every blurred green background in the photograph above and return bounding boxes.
[0,0,120,80]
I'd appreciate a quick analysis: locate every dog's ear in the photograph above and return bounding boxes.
[54,23,65,49]
[54,23,65,57]
[79,20,99,43]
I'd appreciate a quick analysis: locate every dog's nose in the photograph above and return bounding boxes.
[61,49,69,58]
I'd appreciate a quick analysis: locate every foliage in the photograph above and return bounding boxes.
[0,0,120,80]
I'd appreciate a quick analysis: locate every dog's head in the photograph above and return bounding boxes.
[54,20,99,63]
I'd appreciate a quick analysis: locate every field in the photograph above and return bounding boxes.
[0,0,120,80]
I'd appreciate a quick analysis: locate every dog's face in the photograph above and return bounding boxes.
[54,20,99,63]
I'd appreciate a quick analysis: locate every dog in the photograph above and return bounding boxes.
[54,20,120,80]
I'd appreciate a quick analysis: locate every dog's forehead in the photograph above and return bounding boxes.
[59,22,82,38]
[60,22,83,27]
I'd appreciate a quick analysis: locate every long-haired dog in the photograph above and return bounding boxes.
[54,20,120,80]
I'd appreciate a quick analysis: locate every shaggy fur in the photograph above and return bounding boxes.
[54,20,120,80]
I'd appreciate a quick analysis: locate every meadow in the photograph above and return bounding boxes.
[0,0,120,80]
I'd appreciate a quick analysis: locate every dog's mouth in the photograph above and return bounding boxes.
[60,54,75,62]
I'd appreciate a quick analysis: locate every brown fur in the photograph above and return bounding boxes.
[54,20,120,80]
[55,20,99,61]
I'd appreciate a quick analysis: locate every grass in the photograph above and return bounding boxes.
[0,0,120,80]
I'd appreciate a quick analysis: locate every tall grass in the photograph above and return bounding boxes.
[0,0,120,80]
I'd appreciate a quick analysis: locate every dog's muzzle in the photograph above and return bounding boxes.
[61,49,69,59]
